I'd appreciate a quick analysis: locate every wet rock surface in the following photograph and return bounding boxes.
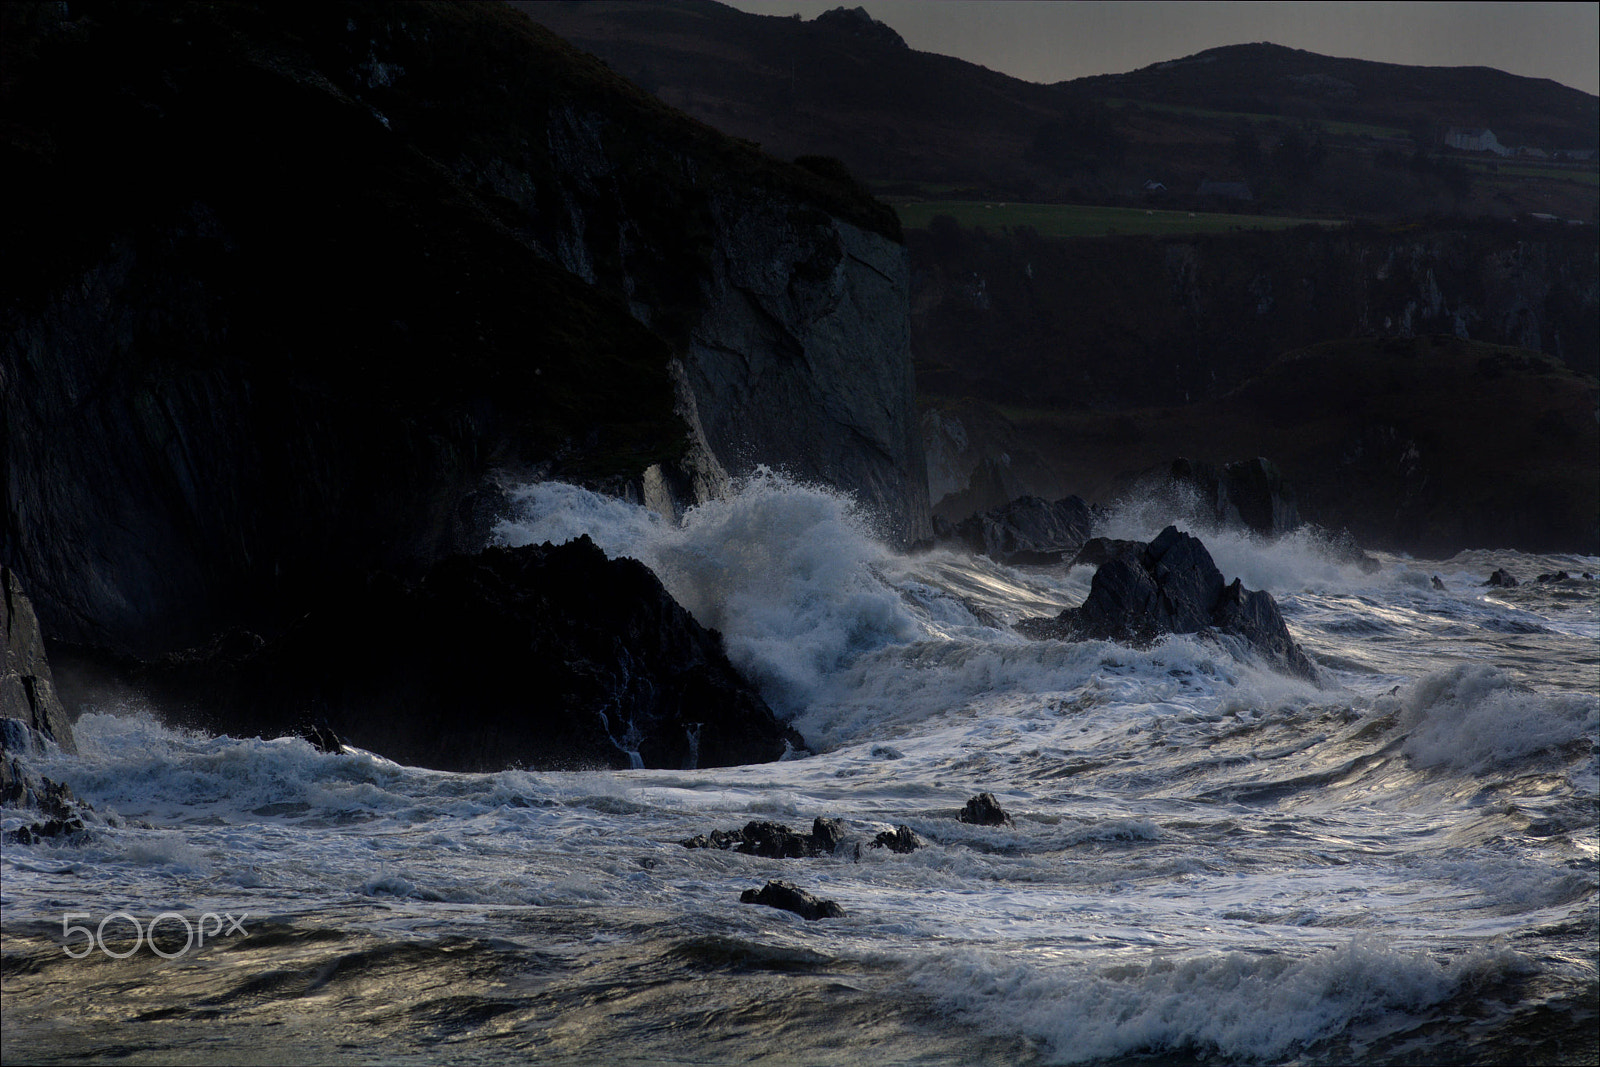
[739,880,846,920]
[958,792,1012,826]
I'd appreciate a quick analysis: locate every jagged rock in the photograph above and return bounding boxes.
[948,495,1094,564]
[1,768,93,844]
[739,880,845,920]
[813,6,908,49]
[682,817,848,858]
[298,720,346,755]
[872,825,926,853]
[1485,568,1520,588]
[1015,526,1317,680]
[1,567,75,755]
[959,793,1012,826]
[1069,538,1145,571]
[1536,571,1571,583]
[1431,575,1447,591]
[143,538,803,773]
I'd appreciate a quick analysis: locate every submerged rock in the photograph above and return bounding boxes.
[1015,526,1317,680]
[958,792,1012,826]
[947,495,1094,564]
[144,538,802,773]
[739,880,845,920]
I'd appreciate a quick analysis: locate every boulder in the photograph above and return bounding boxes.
[739,880,845,920]
[142,538,803,773]
[958,792,1012,826]
[948,495,1093,564]
[1,567,75,755]
[1485,568,1520,588]
[1016,526,1317,680]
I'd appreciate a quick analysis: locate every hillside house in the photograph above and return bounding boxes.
[1444,127,1510,156]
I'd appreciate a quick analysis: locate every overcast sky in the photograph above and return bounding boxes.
[723,1,1599,96]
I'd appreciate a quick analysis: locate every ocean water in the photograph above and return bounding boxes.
[3,472,1596,1066]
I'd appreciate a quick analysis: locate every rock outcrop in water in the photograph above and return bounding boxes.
[958,792,1013,826]
[141,538,800,773]
[3,2,927,669]
[740,880,846,920]
[682,818,850,858]
[1017,526,1318,680]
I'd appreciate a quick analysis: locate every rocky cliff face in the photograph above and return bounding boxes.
[531,112,929,542]
[1,567,75,755]
[912,219,1599,414]
[1,2,928,658]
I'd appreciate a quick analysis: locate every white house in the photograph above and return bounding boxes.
[1443,127,1511,156]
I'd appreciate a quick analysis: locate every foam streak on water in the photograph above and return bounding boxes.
[4,473,1596,1066]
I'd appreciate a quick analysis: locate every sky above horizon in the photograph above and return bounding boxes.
[723,1,1600,97]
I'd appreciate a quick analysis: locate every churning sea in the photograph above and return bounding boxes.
[3,472,1596,1065]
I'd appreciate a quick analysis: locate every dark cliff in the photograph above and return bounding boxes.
[912,218,1599,414]
[1,1,928,657]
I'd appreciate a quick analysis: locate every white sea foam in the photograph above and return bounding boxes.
[910,937,1531,1063]
[496,470,920,713]
[1393,664,1599,772]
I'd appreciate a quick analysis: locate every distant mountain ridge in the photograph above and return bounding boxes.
[522,1,1598,216]
[1076,42,1598,151]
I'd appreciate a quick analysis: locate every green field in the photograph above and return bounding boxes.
[894,200,1344,238]
[1461,161,1600,187]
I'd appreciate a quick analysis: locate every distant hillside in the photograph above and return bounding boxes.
[521,2,1599,220]
[1077,42,1599,153]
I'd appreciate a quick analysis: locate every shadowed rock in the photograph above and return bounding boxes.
[739,880,845,920]
[142,538,803,773]
[948,495,1093,564]
[1485,569,1519,587]
[1016,526,1317,680]
[1069,538,1145,571]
